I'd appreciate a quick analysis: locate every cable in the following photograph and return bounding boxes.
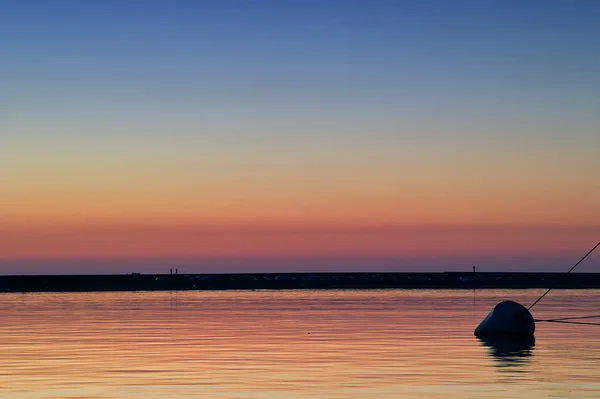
[536,320,600,326]
[535,315,600,323]
[528,240,600,311]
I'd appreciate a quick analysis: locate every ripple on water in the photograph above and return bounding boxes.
[0,289,599,399]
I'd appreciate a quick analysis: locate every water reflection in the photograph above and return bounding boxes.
[478,336,535,368]
[0,289,599,399]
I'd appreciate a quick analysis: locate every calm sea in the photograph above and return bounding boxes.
[0,289,599,399]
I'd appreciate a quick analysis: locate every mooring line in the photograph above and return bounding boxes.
[535,315,600,322]
[535,319,600,326]
[528,240,600,311]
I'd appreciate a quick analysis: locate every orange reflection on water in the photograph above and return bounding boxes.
[0,289,599,398]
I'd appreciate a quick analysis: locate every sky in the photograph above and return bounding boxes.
[1,0,599,274]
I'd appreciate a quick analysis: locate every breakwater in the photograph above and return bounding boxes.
[1,272,600,293]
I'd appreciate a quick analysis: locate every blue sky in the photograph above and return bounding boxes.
[1,0,599,273]
[3,0,599,119]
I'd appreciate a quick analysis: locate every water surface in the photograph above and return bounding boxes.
[1,289,599,398]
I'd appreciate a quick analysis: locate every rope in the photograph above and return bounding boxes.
[528,240,600,311]
[535,320,600,326]
[535,315,600,322]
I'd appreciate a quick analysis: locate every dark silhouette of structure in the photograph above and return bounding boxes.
[1,272,600,293]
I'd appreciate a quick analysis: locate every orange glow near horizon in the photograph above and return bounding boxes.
[2,155,600,263]
[1,220,598,260]
[3,82,600,268]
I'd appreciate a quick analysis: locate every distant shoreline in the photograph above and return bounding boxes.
[1,272,599,293]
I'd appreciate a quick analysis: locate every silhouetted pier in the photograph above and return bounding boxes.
[1,272,600,293]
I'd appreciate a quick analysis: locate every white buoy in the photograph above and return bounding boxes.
[474,300,535,337]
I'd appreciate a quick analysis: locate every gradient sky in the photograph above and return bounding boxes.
[1,0,599,274]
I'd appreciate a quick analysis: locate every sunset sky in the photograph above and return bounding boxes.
[1,1,599,274]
